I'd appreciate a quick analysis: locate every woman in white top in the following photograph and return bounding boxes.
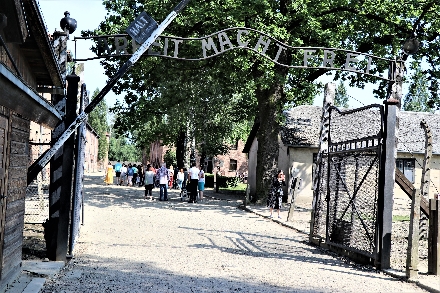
[176,169,184,190]
[188,163,200,203]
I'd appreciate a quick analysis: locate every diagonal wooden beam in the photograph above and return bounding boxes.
[395,168,429,216]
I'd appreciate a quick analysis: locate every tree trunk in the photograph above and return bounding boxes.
[254,83,284,203]
[176,130,186,169]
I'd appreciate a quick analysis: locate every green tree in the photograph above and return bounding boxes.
[108,135,141,162]
[88,88,109,161]
[403,63,433,112]
[163,149,176,168]
[335,81,349,108]
[85,0,440,202]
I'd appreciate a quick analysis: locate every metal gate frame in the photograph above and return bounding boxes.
[324,104,385,262]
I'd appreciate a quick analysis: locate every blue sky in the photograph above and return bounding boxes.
[38,0,407,109]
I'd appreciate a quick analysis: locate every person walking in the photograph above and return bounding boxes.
[173,166,178,189]
[188,163,199,203]
[132,164,139,186]
[114,160,122,184]
[127,164,134,186]
[198,168,205,201]
[176,168,184,190]
[158,163,169,201]
[168,165,174,189]
[183,167,188,190]
[138,164,144,187]
[104,162,114,185]
[267,170,286,219]
[119,163,127,186]
[144,166,155,200]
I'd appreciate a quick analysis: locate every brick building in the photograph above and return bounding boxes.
[148,140,248,177]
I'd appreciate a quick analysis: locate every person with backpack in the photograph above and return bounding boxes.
[138,164,144,187]
[119,163,127,186]
[144,165,155,200]
[158,163,169,201]
[114,160,122,184]
[132,164,138,186]
[127,164,134,186]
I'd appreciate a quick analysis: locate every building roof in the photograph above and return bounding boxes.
[281,105,440,154]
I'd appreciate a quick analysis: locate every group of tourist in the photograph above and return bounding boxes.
[104,160,205,203]
[105,161,146,187]
[105,159,285,216]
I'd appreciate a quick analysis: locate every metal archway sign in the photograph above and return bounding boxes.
[75,27,398,81]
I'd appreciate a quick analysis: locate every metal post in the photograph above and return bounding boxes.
[69,83,88,256]
[309,83,334,241]
[378,58,404,270]
[56,74,80,261]
[379,101,398,270]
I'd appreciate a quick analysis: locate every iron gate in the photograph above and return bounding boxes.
[312,104,385,261]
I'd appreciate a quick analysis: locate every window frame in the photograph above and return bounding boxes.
[229,159,237,171]
[396,158,415,183]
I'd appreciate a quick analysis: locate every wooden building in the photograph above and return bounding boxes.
[0,0,63,290]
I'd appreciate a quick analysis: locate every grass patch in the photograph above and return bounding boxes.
[393,215,410,222]
[221,183,247,192]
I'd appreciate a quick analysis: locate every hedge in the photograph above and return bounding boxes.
[204,174,240,188]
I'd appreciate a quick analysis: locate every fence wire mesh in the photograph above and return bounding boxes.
[312,105,383,260]
[326,152,380,256]
[25,143,51,224]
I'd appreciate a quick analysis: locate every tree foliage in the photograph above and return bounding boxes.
[335,81,349,108]
[403,63,433,112]
[84,0,440,202]
[88,88,109,161]
[108,135,141,162]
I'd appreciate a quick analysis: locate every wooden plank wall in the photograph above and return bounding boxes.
[0,44,37,89]
[0,113,29,290]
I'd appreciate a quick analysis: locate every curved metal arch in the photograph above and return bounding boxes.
[74,27,399,81]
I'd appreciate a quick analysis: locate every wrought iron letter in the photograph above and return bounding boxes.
[218,32,234,52]
[202,37,219,57]
[254,35,271,55]
[164,37,169,55]
[115,37,128,55]
[345,53,359,71]
[323,50,335,68]
[171,39,183,57]
[148,37,162,55]
[97,37,111,56]
[365,56,373,74]
[304,50,316,67]
[237,29,250,47]
[273,43,287,62]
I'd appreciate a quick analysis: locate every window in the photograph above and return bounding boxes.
[396,158,415,183]
[229,159,237,171]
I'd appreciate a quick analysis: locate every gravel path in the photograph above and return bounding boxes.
[41,173,428,293]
